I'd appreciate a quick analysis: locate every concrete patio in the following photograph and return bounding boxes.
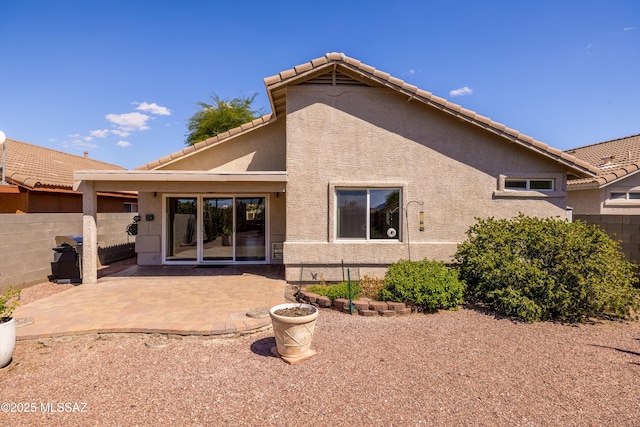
[13,265,289,340]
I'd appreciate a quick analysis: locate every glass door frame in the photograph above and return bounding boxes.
[162,193,269,265]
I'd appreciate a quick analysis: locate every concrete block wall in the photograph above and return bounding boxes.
[574,214,640,265]
[0,213,136,291]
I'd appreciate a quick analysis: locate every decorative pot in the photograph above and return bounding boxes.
[0,318,16,368]
[269,303,318,361]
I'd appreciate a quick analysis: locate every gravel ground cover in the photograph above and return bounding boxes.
[1,269,639,426]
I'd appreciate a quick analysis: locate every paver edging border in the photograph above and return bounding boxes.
[297,291,413,316]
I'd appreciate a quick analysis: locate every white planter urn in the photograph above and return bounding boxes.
[269,303,318,363]
[0,318,16,368]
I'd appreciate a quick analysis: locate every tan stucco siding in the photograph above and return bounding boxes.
[569,173,640,215]
[567,188,602,214]
[283,85,569,278]
[156,119,286,171]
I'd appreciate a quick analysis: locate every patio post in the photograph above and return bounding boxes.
[79,180,98,284]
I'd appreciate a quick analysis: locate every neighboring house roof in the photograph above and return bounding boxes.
[565,134,640,189]
[137,52,599,179]
[2,138,126,191]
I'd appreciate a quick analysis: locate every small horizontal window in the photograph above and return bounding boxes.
[505,179,554,192]
[609,192,640,201]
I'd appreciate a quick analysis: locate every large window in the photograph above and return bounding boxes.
[336,189,400,240]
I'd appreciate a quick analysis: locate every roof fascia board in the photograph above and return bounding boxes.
[74,170,288,190]
[337,63,597,178]
[598,167,640,188]
[267,58,597,179]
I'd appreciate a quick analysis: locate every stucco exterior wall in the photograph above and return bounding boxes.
[567,188,601,214]
[130,119,288,265]
[156,119,286,172]
[283,85,570,281]
[569,173,640,215]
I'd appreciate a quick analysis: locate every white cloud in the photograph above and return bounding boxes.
[117,140,132,147]
[90,129,110,138]
[67,138,97,149]
[105,112,151,132]
[110,129,130,137]
[624,26,635,31]
[449,86,473,97]
[135,102,171,116]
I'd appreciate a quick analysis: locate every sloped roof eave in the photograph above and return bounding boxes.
[264,53,598,179]
[136,114,275,171]
[568,166,640,190]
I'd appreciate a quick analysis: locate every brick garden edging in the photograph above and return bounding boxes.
[298,291,412,316]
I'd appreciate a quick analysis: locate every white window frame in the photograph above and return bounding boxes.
[504,179,554,191]
[609,191,640,200]
[494,173,564,198]
[332,185,404,242]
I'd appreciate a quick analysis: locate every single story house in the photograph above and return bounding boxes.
[75,53,598,284]
[0,138,137,213]
[566,134,640,214]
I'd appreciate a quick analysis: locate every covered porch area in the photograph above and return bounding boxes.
[74,170,287,284]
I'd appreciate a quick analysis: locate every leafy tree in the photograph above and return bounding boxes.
[185,93,262,146]
[455,215,640,322]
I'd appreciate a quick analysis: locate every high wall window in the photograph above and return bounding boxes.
[336,189,400,240]
[505,179,554,191]
[609,191,640,200]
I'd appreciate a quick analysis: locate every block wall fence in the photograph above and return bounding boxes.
[0,213,136,291]
[574,214,640,266]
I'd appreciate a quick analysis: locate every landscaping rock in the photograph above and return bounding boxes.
[316,296,332,307]
[352,300,370,311]
[301,291,319,303]
[369,301,388,312]
[333,298,349,311]
[387,302,406,311]
[359,309,378,317]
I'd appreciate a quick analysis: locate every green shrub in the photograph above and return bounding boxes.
[380,259,465,311]
[455,214,640,322]
[0,286,20,321]
[326,282,361,300]
[306,282,361,300]
[306,284,330,296]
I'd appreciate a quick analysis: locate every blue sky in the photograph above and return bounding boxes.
[0,0,638,169]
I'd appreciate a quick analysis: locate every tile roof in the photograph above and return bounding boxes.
[136,115,273,170]
[565,134,640,188]
[1,138,126,190]
[138,52,599,178]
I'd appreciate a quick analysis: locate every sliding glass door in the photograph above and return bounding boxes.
[235,197,265,262]
[203,197,233,261]
[165,195,266,263]
[166,197,198,261]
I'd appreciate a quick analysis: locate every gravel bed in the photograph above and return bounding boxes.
[1,300,639,426]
